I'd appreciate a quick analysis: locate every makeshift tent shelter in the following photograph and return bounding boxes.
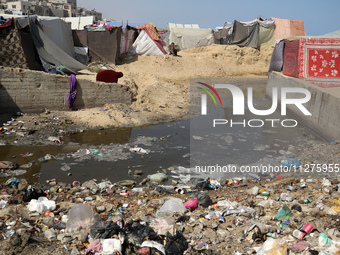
[29,18,87,74]
[130,23,167,57]
[228,19,275,48]
[214,27,231,45]
[166,23,200,30]
[97,21,144,28]
[61,16,94,30]
[217,18,305,48]
[38,17,75,58]
[0,18,30,69]
[72,26,122,64]
[120,25,138,55]
[271,17,305,42]
[169,27,214,50]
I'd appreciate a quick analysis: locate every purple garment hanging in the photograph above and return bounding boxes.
[67,74,77,108]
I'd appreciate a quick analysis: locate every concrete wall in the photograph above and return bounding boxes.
[0,67,132,114]
[267,72,340,141]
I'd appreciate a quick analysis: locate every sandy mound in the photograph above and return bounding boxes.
[64,44,274,129]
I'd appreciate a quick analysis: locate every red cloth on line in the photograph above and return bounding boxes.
[96,70,123,83]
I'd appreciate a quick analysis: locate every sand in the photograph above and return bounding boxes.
[59,44,274,129]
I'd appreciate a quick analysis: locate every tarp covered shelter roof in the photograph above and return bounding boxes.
[61,16,94,30]
[72,26,122,64]
[37,16,75,58]
[29,18,87,74]
[169,27,214,50]
[166,23,200,31]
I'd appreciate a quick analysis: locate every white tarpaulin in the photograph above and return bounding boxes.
[61,16,94,30]
[131,30,166,57]
[169,27,214,50]
[166,23,200,31]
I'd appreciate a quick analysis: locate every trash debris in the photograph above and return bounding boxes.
[147,173,168,182]
[158,198,187,216]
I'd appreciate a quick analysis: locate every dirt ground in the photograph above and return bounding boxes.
[20,44,275,131]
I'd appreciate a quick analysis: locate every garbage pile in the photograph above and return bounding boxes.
[1,174,340,254]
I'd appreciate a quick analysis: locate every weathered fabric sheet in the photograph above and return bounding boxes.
[230,20,259,48]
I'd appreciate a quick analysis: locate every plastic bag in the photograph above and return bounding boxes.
[23,186,46,202]
[101,238,122,254]
[256,237,287,255]
[275,204,294,221]
[193,192,213,207]
[184,197,198,211]
[165,231,188,255]
[196,179,212,191]
[158,198,186,216]
[27,197,56,213]
[147,173,167,182]
[66,204,95,233]
[141,240,165,255]
[125,221,161,246]
[90,220,121,239]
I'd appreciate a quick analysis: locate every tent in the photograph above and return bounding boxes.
[37,17,75,58]
[72,26,122,64]
[169,27,214,50]
[271,17,305,42]
[120,25,138,55]
[0,18,30,69]
[130,23,168,57]
[217,18,305,48]
[166,23,200,30]
[61,16,94,30]
[29,18,87,74]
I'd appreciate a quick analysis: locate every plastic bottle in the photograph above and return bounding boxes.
[43,217,65,229]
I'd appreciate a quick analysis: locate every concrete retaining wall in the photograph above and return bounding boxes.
[0,67,132,114]
[267,72,340,141]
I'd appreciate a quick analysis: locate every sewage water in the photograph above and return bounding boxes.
[0,79,323,184]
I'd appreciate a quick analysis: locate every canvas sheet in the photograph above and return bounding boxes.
[86,27,121,64]
[214,28,231,45]
[30,19,87,74]
[136,23,160,41]
[38,18,75,58]
[230,20,259,48]
[160,31,170,47]
[272,17,305,41]
[120,26,138,54]
[169,27,214,50]
[0,18,29,69]
[269,39,285,72]
[258,25,275,46]
[61,16,94,30]
[18,25,43,71]
[131,30,165,57]
[166,23,200,31]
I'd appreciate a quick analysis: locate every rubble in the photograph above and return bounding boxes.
[0,174,339,254]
